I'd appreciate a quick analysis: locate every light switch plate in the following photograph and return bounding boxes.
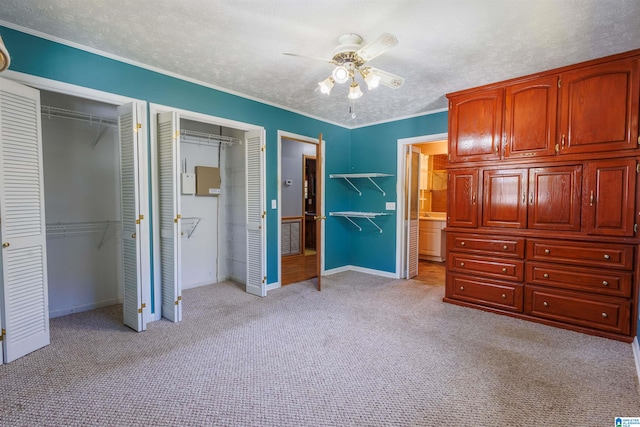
[271,199,277,209]
[386,202,396,211]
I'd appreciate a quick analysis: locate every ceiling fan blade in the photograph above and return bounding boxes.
[370,67,405,89]
[356,33,399,63]
[282,52,335,64]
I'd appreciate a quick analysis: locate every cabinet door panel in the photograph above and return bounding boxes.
[528,165,582,231]
[584,159,636,236]
[504,76,558,158]
[449,89,503,163]
[482,168,527,228]
[558,58,639,154]
[447,169,478,228]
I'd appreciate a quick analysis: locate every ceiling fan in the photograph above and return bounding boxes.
[285,33,405,106]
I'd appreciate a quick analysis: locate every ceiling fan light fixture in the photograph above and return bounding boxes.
[0,35,10,72]
[318,77,335,95]
[348,81,363,100]
[332,65,350,84]
[363,69,381,90]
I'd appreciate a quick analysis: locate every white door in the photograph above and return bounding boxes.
[118,102,150,331]
[156,111,182,322]
[0,77,50,363]
[405,145,420,279]
[245,129,266,297]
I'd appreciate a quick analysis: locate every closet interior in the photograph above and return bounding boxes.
[40,90,122,318]
[165,116,247,295]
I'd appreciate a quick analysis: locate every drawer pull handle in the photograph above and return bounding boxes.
[544,249,550,254]
[501,293,506,299]
[602,280,609,286]
[501,267,507,273]
[602,312,608,319]
[603,254,610,260]
[502,245,508,250]
[543,301,549,307]
[460,262,465,267]
[460,286,464,291]
[460,241,465,246]
[543,273,549,278]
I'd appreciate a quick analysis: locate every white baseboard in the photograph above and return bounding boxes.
[324,265,397,279]
[633,337,640,389]
[49,298,122,318]
[266,282,281,292]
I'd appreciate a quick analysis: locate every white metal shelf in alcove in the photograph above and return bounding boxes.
[329,173,393,196]
[329,173,394,233]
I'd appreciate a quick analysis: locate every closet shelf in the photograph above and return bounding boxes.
[41,105,117,148]
[330,173,393,196]
[180,216,202,238]
[180,129,241,147]
[330,211,391,233]
[46,220,120,248]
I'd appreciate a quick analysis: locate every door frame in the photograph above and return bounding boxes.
[395,132,448,279]
[275,131,325,289]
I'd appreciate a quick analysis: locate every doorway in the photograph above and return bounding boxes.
[396,133,448,280]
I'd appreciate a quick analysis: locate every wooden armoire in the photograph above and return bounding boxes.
[444,48,640,342]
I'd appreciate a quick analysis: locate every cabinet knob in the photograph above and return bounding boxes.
[460,286,464,291]
[543,273,549,278]
[544,249,550,254]
[603,254,610,260]
[501,293,506,299]
[602,280,609,286]
[501,267,507,273]
[543,301,549,307]
[460,262,465,267]
[460,241,465,246]
[503,245,508,250]
[602,312,608,319]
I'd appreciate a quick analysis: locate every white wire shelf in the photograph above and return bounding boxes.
[329,173,393,196]
[46,220,120,248]
[180,129,241,147]
[329,211,391,233]
[41,105,117,147]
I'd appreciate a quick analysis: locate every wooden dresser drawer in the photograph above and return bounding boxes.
[526,262,632,298]
[524,286,631,335]
[448,253,524,281]
[527,239,634,270]
[447,273,523,312]
[447,233,525,258]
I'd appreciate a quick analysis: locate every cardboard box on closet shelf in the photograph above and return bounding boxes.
[195,166,221,196]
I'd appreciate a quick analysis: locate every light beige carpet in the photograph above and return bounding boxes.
[0,270,638,426]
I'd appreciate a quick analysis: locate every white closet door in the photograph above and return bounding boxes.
[118,102,149,332]
[156,111,181,322]
[406,145,420,279]
[245,129,266,297]
[0,77,50,363]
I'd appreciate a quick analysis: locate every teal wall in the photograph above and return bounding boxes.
[347,113,448,272]
[1,26,447,284]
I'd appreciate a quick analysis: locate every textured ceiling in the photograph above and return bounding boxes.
[1,0,640,128]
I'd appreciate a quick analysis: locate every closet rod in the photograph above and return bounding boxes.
[41,105,118,127]
[180,129,240,146]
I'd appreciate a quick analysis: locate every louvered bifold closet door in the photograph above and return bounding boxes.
[118,102,148,332]
[157,112,181,322]
[245,129,266,297]
[406,146,420,279]
[0,78,50,363]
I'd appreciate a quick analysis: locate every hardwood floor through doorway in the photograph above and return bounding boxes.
[282,252,317,285]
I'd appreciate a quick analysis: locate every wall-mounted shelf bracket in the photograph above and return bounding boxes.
[329,173,393,196]
[330,211,391,233]
[181,217,202,238]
